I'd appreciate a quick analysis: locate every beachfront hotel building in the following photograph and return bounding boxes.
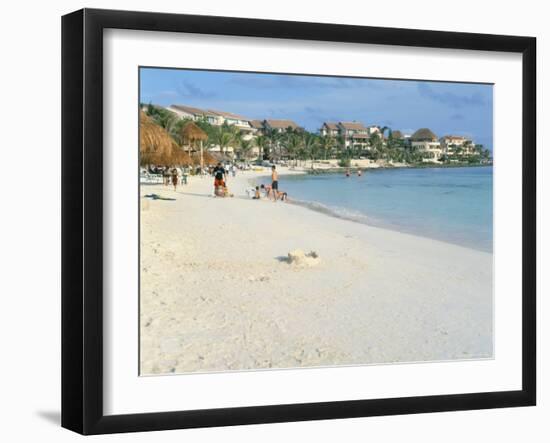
[409,128,443,161]
[320,122,340,138]
[167,104,254,133]
[439,135,476,156]
[249,120,265,135]
[320,121,378,151]
[166,104,222,125]
[366,125,382,137]
[165,104,259,156]
[263,119,302,133]
[337,122,370,150]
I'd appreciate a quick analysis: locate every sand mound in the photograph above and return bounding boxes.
[287,249,321,267]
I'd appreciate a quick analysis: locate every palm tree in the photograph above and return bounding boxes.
[211,126,233,156]
[255,135,268,162]
[285,134,303,166]
[319,135,335,160]
[146,104,179,135]
[303,133,319,169]
[369,132,384,159]
[236,138,255,161]
[335,135,346,157]
[265,128,280,161]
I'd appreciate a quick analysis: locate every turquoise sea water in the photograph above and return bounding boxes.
[280,166,493,252]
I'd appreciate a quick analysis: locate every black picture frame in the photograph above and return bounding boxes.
[61,8,536,435]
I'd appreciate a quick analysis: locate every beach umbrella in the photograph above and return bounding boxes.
[139,110,180,166]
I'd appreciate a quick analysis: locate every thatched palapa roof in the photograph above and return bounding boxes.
[181,121,208,143]
[139,110,192,166]
[410,128,438,141]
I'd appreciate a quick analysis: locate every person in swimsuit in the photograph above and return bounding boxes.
[260,183,272,198]
[276,190,288,201]
[271,165,279,201]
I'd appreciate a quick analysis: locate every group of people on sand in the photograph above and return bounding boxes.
[147,166,188,190]
[251,165,288,202]
[210,162,288,201]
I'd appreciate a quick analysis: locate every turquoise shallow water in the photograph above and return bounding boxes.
[280,166,493,252]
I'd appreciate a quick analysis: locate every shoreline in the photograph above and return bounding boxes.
[139,168,493,375]
[298,163,493,174]
[245,166,492,253]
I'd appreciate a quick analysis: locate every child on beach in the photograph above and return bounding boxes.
[253,186,261,199]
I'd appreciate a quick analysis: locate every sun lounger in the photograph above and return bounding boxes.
[140,173,164,184]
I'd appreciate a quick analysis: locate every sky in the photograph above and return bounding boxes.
[140,67,493,150]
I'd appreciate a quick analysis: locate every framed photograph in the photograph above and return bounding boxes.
[61,8,536,435]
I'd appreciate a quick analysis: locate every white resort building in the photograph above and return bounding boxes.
[366,125,382,137]
[439,135,476,156]
[166,104,221,125]
[263,119,302,133]
[320,122,340,138]
[337,122,370,150]
[409,128,443,161]
[320,121,384,151]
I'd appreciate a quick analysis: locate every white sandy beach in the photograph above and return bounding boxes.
[139,168,493,375]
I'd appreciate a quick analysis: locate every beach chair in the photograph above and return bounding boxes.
[140,173,163,184]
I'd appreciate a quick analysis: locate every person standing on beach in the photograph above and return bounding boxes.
[271,165,279,201]
[171,168,179,191]
[213,162,227,195]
